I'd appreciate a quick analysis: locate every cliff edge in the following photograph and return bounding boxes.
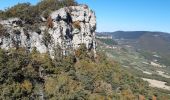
[0,5,96,56]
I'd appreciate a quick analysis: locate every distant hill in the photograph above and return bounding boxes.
[97,31,170,57]
[102,31,148,39]
[97,31,170,40]
[137,32,170,53]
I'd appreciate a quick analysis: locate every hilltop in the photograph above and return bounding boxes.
[0,0,170,99]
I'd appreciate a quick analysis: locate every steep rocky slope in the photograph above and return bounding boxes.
[0,5,96,56]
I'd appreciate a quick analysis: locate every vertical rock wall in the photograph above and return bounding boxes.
[0,5,96,56]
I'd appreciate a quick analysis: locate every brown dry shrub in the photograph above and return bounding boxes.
[47,16,53,28]
[73,21,81,30]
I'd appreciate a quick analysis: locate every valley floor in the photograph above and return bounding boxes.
[142,78,170,91]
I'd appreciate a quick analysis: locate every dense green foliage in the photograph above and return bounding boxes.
[0,45,169,99]
[0,0,77,25]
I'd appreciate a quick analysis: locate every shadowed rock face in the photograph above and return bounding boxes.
[0,5,96,56]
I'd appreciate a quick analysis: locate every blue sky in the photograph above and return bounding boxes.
[0,0,170,33]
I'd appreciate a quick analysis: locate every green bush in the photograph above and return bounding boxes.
[0,0,77,27]
[42,29,52,47]
[0,24,8,37]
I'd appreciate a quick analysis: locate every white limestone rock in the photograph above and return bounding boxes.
[0,5,96,56]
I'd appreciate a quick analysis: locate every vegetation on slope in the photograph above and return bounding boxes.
[0,44,169,99]
[97,37,170,99]
[0,0,77,21]
[0,0,170,99]
[96,38,118,46]
[0,0,77,32]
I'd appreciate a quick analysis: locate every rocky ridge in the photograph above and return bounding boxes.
[0,5,96,56]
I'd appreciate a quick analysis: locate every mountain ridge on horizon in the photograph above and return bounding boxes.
[97,30,170,34]
[97,30,170,40]
[97,31,170,60]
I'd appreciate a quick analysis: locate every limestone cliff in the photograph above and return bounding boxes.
[0,5,96,56]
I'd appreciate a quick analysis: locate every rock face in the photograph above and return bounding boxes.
[0,5,96,56]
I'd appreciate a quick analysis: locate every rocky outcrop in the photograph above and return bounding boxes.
[0,5,96,56]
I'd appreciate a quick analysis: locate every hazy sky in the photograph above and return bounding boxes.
[0,0,170,33]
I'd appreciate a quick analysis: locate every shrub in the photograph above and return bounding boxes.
[73,21,81,30]
[42,29,52,47]
[0,24,8,37]
[42,9,52,19]
[21,80,32,93]
[47,16,53,28]
[0,0,77,25]
[75,44,88,60]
